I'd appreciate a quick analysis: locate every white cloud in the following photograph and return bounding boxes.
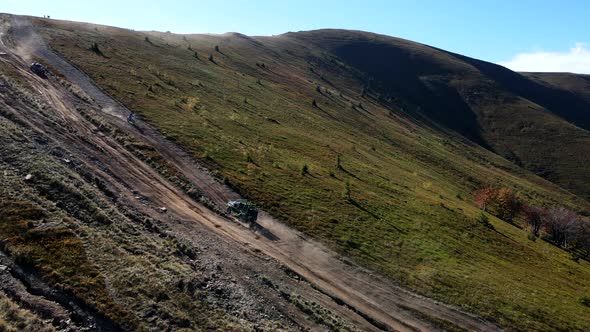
[498,43,590,74]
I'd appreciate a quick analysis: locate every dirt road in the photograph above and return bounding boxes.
[0,14,502,331]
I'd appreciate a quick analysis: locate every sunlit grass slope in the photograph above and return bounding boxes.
[34,18,590,331]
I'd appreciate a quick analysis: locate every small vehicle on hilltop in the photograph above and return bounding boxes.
[30,62,48,79]
[127,112,137,125]
[227,199,260,230]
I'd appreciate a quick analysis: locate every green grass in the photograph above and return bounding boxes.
[32,18,590,331]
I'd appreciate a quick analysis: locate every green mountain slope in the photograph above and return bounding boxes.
[283,29,590,200]
[20,17,590,330]
[523,72,590,103]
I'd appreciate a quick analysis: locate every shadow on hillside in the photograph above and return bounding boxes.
[313,103,338,120]
[252,222,280,241]
[348,199,408,234]
[445,51,590,131]
[340,167,361,181]
[256,226,280,241]
[349,199,378,218]
[329,41,490,147]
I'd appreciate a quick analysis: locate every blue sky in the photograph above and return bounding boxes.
[3,0,589,72]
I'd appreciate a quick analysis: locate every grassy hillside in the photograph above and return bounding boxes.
[31,18,590,330]
[285,30,590,200]
[523,72,590,103]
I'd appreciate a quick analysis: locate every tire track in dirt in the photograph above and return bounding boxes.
[1,53,378,331]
